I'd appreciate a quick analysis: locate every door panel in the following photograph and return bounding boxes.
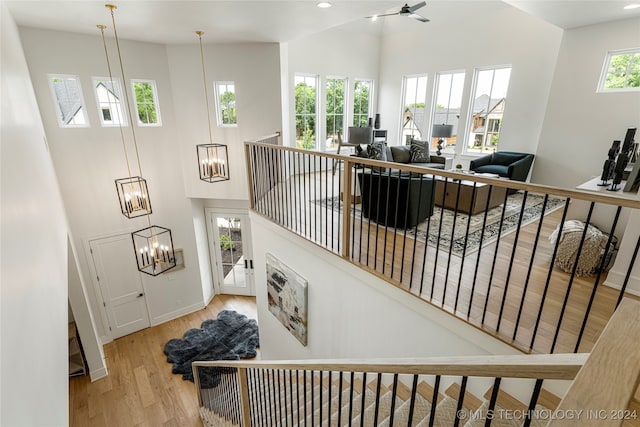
[90,233,150,339]
[208,211,254,296]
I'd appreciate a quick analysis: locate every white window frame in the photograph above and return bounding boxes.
[324,76,348,152]
[214,81,238,127]
[92,76,127,127]
[47,73,89,128]
[294,73,319,150]
[464,65,512,155]
[353,78,374,128]
[430,70,465,155]
[399,74,428,145]
[131,79,162,126]
[597,48,640,93]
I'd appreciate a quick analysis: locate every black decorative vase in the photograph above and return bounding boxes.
[374,113,381,129]
[368,117,373,127]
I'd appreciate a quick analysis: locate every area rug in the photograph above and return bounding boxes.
[314,192,565,257]
[164,310,259,388]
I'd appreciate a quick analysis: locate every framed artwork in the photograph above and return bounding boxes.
[266,253,308,346]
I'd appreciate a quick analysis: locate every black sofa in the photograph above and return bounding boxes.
[357,171,436,229]
[469,151,534,182]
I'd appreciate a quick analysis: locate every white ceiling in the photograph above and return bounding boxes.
[5,0,640,45]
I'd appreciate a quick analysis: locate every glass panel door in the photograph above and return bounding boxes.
[208,211,254,296]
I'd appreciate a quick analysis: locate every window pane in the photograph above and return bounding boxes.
[132,80,161,125]
[295,75,317,149]
[401,75,427,144]
[431,71,465,155]
[49,75,88,127]
[353,79,372,127]
[325,77,346,150]
[467,66,511,153]
[93,77,126,127]
[600,50,640,91]
[216,82,237,126]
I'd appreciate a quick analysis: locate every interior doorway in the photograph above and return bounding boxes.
[206,209,255,296]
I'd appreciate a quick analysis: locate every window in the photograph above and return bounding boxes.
[325,77,347,150]
[215,82,237,126]
[48,74,88,127]
[353,79,372,127]
[294,74,318,149]
[431,71,465,154]
[132,79,161,126]
[599,48,640,92]
[466,66,511,153]
[92,77,127,127]
[400,75,428,144]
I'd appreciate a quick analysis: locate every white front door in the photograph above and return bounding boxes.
[207,210,255,296]
[89,233,150,339]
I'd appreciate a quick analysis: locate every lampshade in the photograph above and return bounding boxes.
[432,124,454,138]
[132,225,176,276]
[115,176,152,218]
[197,143,230,182]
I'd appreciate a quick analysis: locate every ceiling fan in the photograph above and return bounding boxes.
[366,1,430,23]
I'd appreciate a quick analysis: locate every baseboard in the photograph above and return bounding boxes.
[205,292,216,307]
[151,301,205,326]
[100,335,112,345]
[604,270,640,298]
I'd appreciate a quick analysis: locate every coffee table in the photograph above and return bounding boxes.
[434,178,507,215]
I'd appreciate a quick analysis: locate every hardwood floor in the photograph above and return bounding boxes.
[69,295,258,427]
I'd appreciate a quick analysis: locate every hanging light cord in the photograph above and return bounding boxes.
[98,24,132,181]
[107,4,151,227]
[197,31,214,144]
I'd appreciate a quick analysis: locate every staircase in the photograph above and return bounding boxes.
[192,298,640,427]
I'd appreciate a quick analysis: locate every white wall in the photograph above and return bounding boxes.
[251,214,520,360]
[286,26,383,146]
[18,27,207,341]
[166,42,282,199]
[1,7,68,425]
[377,1,562,158]
[533,17,640,188]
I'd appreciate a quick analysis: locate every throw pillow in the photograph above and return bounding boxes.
[410,138,430,163]
[367,141,387,161]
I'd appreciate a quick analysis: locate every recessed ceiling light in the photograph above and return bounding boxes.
[317,2,332,8]
[624,3,640,9]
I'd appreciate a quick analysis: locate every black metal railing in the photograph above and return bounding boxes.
[246,141,640,354]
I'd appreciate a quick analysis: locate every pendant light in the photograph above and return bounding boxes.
[195,30,230,183]
[103,4,176,276]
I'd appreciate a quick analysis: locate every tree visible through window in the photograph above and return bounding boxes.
[325,77,346,150]
[599,49,640,91]
[132,79,161,125]
[295,75,317,149]
[353,79,372,127]
[215,82,237,126]
[466,66,511,153]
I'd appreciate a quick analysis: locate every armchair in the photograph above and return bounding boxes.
[469,151,534,182]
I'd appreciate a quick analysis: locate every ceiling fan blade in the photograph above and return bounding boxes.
[408,1,427,12]
[365,11,400,18]
[408,12,430,22]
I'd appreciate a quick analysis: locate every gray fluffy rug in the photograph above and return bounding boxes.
[164,310,259,388]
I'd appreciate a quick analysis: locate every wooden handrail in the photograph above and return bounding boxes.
[244,141,640,209]
[193,353,587,380]
[549,298,640,426]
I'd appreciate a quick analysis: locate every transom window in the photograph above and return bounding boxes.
[132,79,161,126]
[48,74,89,128]
[353,79,372,127]
[431,71,465,155]
[598,48,640,92]
[215,82,237,126]
[466,66,511,153]
[294,74,318,149]
[400,75,428,145]
[92,77,127,127]
[325,77,347,150]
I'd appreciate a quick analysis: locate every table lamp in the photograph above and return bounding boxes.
[432,124,454,156]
